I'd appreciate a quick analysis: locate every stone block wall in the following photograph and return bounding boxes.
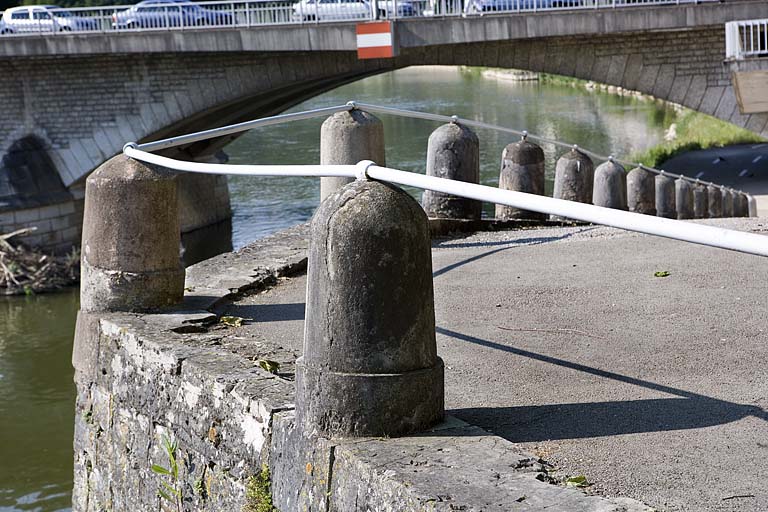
[0,192,84,254]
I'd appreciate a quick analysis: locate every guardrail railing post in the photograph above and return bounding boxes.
[627,166,656,216]
[296,178,444,437]
[707,184,723,218]
[80,154,184,313]
[319,108,385,202]
[422,121,482,220]
[675,177,694,220]
[692,181,708,219]
[552,147,595,220]
[496,135,546,220]
[722,188,734,217]
[593,157,627,210]
[655,172,676,219]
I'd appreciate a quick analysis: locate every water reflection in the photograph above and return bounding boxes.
[0,290,78,512]
[226,66,675,248]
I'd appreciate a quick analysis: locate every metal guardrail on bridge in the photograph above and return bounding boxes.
[726,19,768,60]
[0,0,718,37]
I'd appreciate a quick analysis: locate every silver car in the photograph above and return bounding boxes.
[1,5,99,33]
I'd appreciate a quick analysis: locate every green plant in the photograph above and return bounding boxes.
[151,435,183,512]
[244,464,275,512]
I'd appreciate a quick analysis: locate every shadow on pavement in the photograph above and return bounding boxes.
[438,326,767,441]
[432,229,594,278]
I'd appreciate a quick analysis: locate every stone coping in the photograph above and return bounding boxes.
[77,220,654,511]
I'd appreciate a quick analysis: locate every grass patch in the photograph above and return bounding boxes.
[631,110,765,168]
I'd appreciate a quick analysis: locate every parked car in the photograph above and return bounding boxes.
[463,0,581,15]
[112,0,234,29]
[292,0,371,22]
[1,5,99,33]
[377,0,419,17]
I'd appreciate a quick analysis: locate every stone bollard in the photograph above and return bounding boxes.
[748,194,758,217]
[296,179,444,438]
[495,136,546,221]
[707,184,723,218]
[551,147,594,220]
[626,167,656,215]
[692,182,708,219]
[675,178,694,220]
[722,188,734,217]
[733,192,748,217]
[80,154,184,313]
[421,122,482,220]
[655,173,676,219]
[592,157,627,210]
[319,109,385,202]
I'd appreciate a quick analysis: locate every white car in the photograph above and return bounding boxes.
[292,0,371,22]
[1,5,99,34]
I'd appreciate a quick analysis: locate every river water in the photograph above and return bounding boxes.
[0,66,675,511]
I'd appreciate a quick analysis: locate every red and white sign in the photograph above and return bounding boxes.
[356,21,396,60]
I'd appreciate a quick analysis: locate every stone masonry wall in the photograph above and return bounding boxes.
[0,192,83,254]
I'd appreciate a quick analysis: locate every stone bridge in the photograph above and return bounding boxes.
[2,0,767,251]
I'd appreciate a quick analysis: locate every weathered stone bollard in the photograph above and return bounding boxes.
[496,136,546,221]
[626,167,656,215]
[707,184,723,218]
[80,154,184,313]
[319,109,386,202]
[675,178,694,220]
[592,157,627,210]
[655,173,676,219]
[421,122,482,220]
[733,192,748,217]
[296,179,444,438]
[748,194,758,217]
[692,182,708,219]
[551,147,594,220]
[722,188,734,217]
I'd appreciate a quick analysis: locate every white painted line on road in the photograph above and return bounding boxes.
[752,144,767,149]
[712,158,721,165]
[739,169,749,177]
[753,155,763,163]
[695,171,705,178]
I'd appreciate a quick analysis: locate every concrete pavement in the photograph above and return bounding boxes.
[223,218,768,511]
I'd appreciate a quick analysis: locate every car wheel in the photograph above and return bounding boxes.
[302,14,316,21]
[60,26,72,32]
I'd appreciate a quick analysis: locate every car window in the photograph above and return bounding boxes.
[11,11,30,20]
[33,10,52,20]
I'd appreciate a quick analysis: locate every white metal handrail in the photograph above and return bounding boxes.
[131,101,750,194]
[726,19,768,60]
[0,0,721,37]
[123,145,768,257]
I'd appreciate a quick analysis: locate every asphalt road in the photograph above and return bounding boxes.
[664,143,768,217]
[226,219,768,511]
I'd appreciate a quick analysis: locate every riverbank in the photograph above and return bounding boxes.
[0,229,79,295]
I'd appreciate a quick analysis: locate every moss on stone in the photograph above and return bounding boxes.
[243,465,275,512]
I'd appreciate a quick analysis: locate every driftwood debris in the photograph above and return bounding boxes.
[0,228,79,295]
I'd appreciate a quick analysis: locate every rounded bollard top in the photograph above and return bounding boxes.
[321,109,382,131]
[559,147,591,164]
[502,139,544,165]
[595,159,626,176]
[304,179,436,374]
[429,121,479,146]
[87,154,176,185]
